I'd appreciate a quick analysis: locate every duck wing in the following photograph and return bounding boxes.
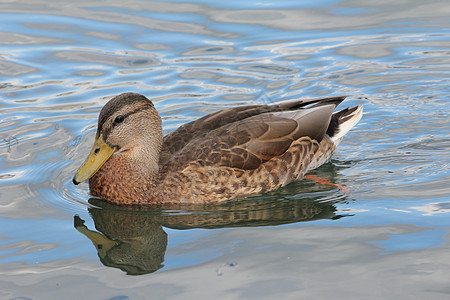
[160,96,346,172]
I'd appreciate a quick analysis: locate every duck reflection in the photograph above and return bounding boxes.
[75,170,348,275]
[75,212,167,275]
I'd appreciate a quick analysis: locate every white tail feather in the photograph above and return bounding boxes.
[331,105,363,145]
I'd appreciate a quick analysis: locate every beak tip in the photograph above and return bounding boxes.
[73,177,80,185]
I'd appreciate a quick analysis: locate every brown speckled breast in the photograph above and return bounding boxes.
[89,155,158,205]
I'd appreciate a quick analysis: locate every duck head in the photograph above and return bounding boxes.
[73,93,162,185]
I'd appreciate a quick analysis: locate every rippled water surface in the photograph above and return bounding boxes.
[1,0,449,298]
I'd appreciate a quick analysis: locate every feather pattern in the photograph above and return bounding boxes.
[73,93,362,206]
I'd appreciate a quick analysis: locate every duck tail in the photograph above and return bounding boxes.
[271,95,347,110]
[327,105,363,145]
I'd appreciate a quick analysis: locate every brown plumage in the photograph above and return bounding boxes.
[73,92,362,206]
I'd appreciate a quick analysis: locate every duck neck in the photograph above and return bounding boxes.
[126,131,162,175]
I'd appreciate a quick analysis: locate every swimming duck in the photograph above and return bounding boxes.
[73,92,362,206]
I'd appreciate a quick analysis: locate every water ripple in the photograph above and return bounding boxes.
[0,2,449,287]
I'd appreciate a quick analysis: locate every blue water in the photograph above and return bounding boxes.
[0,0,449,298]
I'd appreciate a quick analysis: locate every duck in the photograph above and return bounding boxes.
[73,92,362,206]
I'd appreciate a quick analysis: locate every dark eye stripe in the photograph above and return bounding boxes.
[113,108,140,126]
[101,106,150,140]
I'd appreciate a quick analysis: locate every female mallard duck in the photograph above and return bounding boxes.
[73,93,362,206]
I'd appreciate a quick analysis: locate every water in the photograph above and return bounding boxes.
[0,0,449,298]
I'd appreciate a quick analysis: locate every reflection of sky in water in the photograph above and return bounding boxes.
[371,229,447,253]
[164,0,342,9]
[0,0,449,297]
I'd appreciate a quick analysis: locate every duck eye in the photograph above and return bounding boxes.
[114,115,125,124]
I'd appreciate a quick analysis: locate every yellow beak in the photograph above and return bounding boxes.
[73,134,116,185]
